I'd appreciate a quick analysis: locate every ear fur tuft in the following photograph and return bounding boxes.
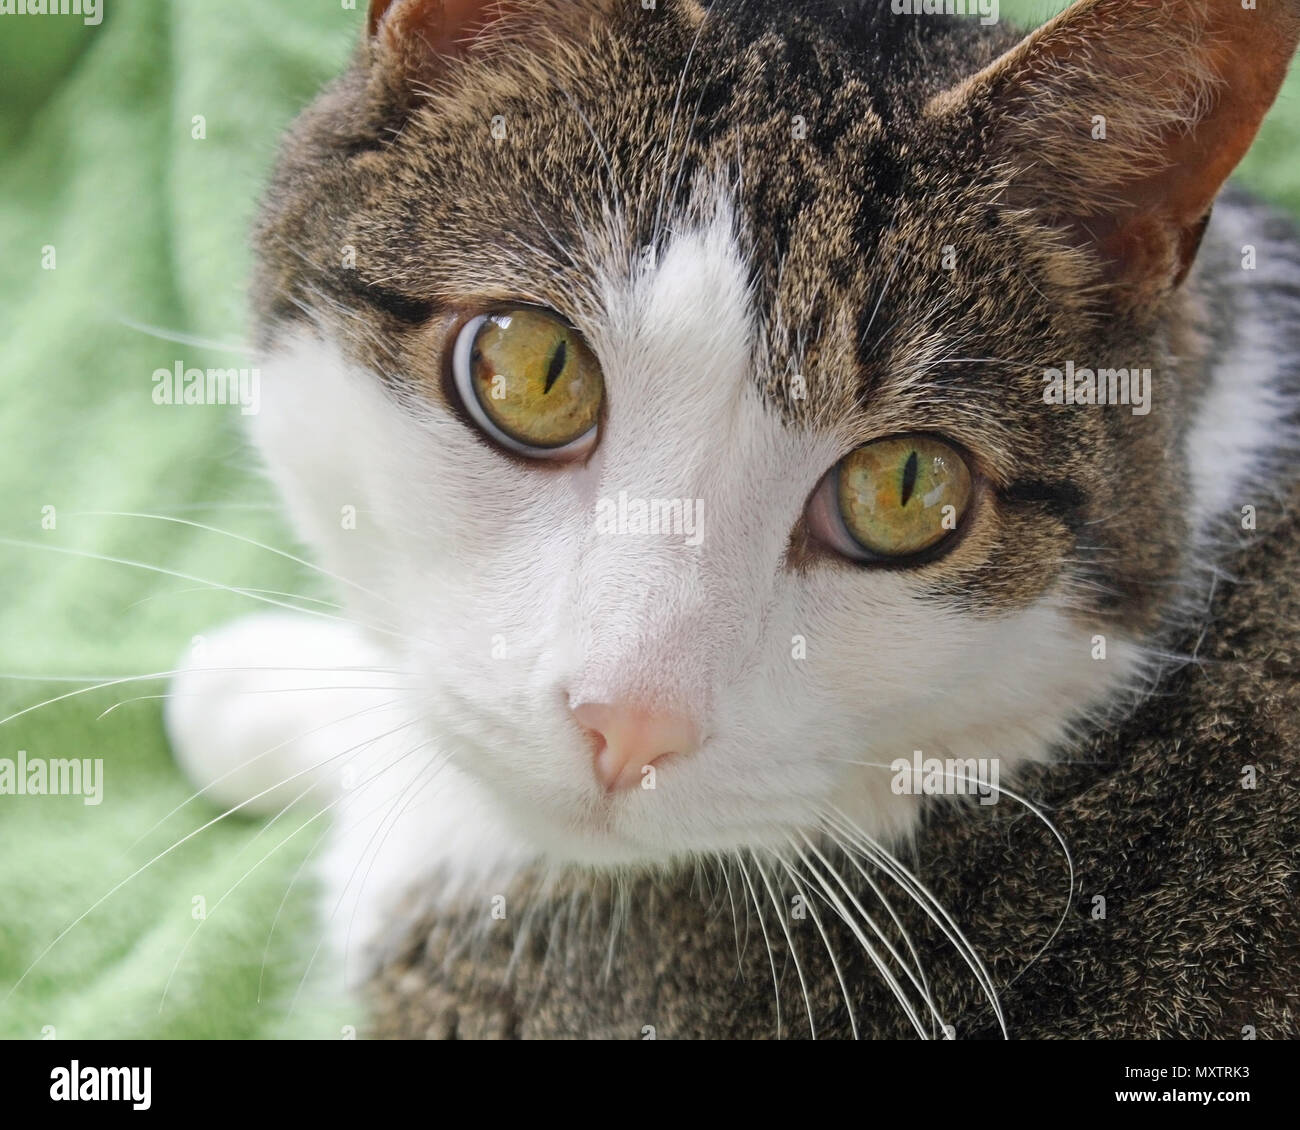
[929,0,1300,308]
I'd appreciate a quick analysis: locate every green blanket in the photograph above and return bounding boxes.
[1,0,1297,1040]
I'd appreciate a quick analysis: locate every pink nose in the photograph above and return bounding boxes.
[572,702,701,792]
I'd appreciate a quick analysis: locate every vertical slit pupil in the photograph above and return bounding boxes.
[543,339,568,394]
[900,450,920,507]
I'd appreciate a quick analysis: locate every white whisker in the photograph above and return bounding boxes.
[733,852,783,1039]
[785,833,929,1039]
[826,804,1007,1038]
[750,852,817,1040]
[772,853,860,1040]
[117,317,253,356]
[66,511,406,615]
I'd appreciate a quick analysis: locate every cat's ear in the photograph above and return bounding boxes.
[366,0,516,79]
[361,1,636,101]
[366,0,509,54]
[928,0,1300,311]
[360,0,537,126]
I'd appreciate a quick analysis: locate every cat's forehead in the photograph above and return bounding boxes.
[269,0,1072,476]
[375,2,1022,433]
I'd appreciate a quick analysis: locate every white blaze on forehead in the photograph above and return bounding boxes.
[593,187,757,442]
[563,186,826,716]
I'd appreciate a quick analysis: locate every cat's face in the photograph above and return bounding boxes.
[249,0,1294,864]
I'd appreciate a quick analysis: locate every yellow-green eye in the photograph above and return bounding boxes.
[811,436,974,561]
[452,307,604,459]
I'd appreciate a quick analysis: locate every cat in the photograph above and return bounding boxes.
[167,0,1300,1038]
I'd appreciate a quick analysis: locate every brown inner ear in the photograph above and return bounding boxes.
[1115,11,1299,281]
[930,0,1300,308]
[367,0,506,51]
[368,0,398,38]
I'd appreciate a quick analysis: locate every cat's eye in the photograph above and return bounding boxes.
[451,307,604,460]
[808,436,974,563]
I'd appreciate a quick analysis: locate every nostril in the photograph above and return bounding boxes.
[571,701,701,792]
[572,702,613,741]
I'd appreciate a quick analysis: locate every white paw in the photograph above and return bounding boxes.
[166,611,533,977]
[165,612,406,816]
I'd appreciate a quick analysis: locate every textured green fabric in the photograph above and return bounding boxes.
[0,0,1297,1040]
[0,0,359,1041]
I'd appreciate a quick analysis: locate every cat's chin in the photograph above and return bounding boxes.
[453,781,790,870]
[444,753,927,874]
[515,816,803,872]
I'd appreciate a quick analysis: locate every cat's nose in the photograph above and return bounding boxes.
[572,702,701,792]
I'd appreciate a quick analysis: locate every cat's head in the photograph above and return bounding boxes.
[249,0,1298,865]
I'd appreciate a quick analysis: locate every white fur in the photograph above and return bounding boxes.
[1185,201,1300,537]
[166,613,401,816]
